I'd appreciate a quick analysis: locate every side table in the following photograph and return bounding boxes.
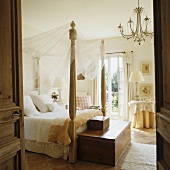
[128,100,156,128]
[56,102,67,109]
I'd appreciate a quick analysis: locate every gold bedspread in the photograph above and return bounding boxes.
[48,110,102,146]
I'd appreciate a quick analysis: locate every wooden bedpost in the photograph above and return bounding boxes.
[69,21,77,163]
[101,39,106,116]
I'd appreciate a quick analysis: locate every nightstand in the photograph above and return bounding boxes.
[56,102,67,109]
[128,100,156,128]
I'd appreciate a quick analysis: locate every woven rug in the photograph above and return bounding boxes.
[118,142,156,170]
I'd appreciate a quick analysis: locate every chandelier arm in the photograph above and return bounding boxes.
[120,31,133,40]
[145,32,154,37]
[139,11,143,34]
[135,10,139,34]
[145,24,148,33]
[129,23,135,35]
[118,0,154,45]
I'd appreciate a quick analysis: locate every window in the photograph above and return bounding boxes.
[102,54,125,118]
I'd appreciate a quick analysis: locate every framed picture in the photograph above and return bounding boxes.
[77,73,85,80]
[140,62,151,74]
[139,84,152,96]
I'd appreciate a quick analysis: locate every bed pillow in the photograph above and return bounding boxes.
[47,103,61,112]
[24,95,40,117]
[76,95,92,110]
[30,94,53,113]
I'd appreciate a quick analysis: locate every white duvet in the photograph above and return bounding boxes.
[24,109,102,142]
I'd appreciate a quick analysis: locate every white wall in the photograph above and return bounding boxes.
[105,36,155,76]
[79,36,155,100]
[104,36,155,98]
[77,79,93,97]
[22,25,155,101]
[22,0,154,101]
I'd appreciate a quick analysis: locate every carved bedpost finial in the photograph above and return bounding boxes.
[70,21,76,29]
[101,39,104,45]
[69,21,77,40]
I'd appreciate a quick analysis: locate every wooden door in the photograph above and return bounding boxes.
[0,0,24,170]
[154,0,170,169]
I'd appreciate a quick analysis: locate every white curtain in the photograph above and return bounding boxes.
[122,51,133,121]
[92,76,100,106]
[22,23,103,94]
[92,51,133,120]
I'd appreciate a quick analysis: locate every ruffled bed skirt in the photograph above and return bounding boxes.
[25,139,69,160]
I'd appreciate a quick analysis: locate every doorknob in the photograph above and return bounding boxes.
[12,111,21,118]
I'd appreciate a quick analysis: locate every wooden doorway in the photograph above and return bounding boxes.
[1,0,170,169]
[154,0,170,169]
[0,0,24,169]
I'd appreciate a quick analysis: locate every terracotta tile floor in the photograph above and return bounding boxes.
[25,124,156,170]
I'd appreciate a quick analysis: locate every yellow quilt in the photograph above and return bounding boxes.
[48,109,102,146]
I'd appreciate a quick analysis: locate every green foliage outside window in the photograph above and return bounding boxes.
[106,71,119,111]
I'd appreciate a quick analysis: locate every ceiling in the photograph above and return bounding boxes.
[21,0,153,39]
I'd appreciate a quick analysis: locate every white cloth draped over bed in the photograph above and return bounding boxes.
[24,109,103,159]
[22,23,104,94]
[24,111,66,142]
[25,109,102,143]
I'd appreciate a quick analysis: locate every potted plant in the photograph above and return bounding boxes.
[51,92,59,102]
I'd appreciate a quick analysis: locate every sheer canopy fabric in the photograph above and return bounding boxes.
[23,23,104,93]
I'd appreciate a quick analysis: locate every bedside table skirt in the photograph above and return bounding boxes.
[128,101,156,129]
[132,111,156,129]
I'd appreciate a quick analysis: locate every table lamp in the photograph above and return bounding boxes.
[129,71,144,100]
[52,78,67,102]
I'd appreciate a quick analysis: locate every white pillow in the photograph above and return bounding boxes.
[47,103,61,112]
[24,95,40,117]
[30,94,53,113]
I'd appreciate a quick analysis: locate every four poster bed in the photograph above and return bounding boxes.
[23,21,106,163]
[24,103,103,160]
[68,22,106,162]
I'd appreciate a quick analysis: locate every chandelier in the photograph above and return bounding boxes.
[118,0,154,45]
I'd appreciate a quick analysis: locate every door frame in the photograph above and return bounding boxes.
[153,0,170,169]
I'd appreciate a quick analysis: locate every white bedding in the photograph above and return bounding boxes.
[24,109,102,143]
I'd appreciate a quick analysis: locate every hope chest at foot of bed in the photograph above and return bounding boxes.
[78,121,131,166]
[87,116,110,130]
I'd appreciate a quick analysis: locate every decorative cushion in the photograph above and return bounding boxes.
[47,103,61,112]
[24,95,40,117]
[76,95,92,110]
[30,94,53,113]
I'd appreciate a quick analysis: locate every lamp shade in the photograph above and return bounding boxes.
[52,78,67,88]
[129,71,144,82]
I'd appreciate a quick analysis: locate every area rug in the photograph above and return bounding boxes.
[118,142,156,170]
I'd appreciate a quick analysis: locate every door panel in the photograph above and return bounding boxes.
[154,0,170,169]
[105,56,125,117]
[0,0,24,170]
[1,159,15,170]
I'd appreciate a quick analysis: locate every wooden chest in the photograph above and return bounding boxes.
[87,116,110,130]
[78,121,131,166]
